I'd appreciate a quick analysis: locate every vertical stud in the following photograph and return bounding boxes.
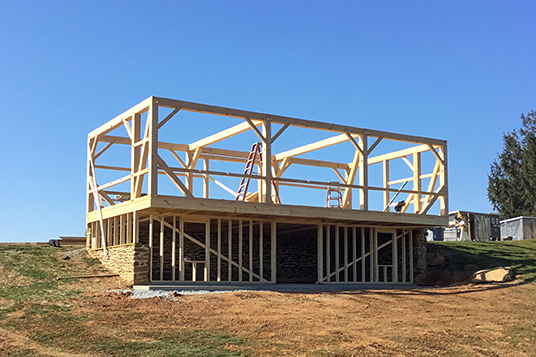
[249,220,253,282]
[335,226,339,282]
[238,219,243,282]
[228,219,232,282]
[317,224,323,284]
[205,220,210,282]
[326,226,331,283]
[217,218,221,282]
[172,216,176,281]
[270,221,276,283]
[259,221,264,282]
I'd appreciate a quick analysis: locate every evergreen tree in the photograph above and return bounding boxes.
[488,111,536,219]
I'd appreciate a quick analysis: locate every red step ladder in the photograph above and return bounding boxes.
[236,143,281,204]
[326,181,342,208]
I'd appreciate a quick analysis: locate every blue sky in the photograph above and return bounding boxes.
[1,1,535,242]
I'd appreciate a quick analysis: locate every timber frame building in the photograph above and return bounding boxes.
[86,97,448,286]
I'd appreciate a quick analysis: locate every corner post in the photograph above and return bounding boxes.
[148,97,159,197]
[262,121,272,203]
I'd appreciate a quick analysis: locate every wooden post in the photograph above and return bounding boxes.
[260,221,264,282]
[326,226,331,283]
[131,113,141,198]
[119,215,125,245]
[149,214,153,282]
[172,215,176,281]
[344,226,348,283]
[270,221,276,283]
[360,135,368,210]
[217,218,221,282]
[148,98,159,197]
[413,152,421,213]
[203,159,209,198]
[369,228,374,282]
[402,230,406,283]
[262,122,272,203]
[160,216,164,281]
[133,211,138,244]
[374,228,379,282]
[440,146,448,215]
[361,227,366,282]
[335,226,340,283]
[205,220,210,282]
[393,230,398,283]
[409,230,414,283]
[249,220,253,282]
[179,217,184,281]
[383,160,390,212]
[238,219,243,281]
[352,227,357,283]
[228,219,232,282]
[317,224,323,284]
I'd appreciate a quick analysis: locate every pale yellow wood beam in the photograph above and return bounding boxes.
[89,98,151,138]
[153,97,447,146]
[271,124,289,143]
[244,117,266,144]
[413,152,422,213]
[368,144,441,165]
[342,150,361,208]
[157,155,194,198]
[94,143,113,160]
[188,120,262,151]
[367,137,383,155]
[274,132,360,161]
[158,108,180,129]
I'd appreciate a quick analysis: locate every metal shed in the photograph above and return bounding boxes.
[500,216,536,240]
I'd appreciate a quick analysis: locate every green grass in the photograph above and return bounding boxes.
[428,239,536,282]
[32,330,250,357]
[0,244,253,356]
[0,245,85,302]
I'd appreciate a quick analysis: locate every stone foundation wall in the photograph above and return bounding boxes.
[88,243,150,285]
[412,228,428,285]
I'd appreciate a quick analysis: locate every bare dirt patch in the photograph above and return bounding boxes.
[10,282,529,356]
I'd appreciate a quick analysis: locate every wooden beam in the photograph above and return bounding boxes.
[360,135,368,210]
[342,150,361,208]
[367,137,383,155]
[271,221,276,283]
[158,108,180,129]
[274,132,360,161]
[148,99,159,196]
[271,123,289,143]
[413,152,421,213]
[244,117,266,144]
[157,156,194,198]
[368,144,442,165]
[153,97,447,146]
[345,131,363,156]
[188,120,262,151]
[89,98,151,139]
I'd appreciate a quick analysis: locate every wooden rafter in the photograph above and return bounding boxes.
[188,120,263,151]
[274,132,361,161]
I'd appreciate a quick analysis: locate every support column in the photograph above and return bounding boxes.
[270,221,276,283]
[261,121,272,203]
[148,97,159,197]
[317,224,323,284]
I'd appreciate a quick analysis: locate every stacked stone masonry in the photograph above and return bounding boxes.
[88,243,150,285]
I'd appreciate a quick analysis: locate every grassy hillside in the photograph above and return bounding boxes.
[427,239,536,285]
[0,245,249,356]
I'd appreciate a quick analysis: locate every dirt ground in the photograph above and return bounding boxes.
[1,246,535,356]
[4,282,536,356]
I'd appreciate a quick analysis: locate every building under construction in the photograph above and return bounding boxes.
[86,97,448,286]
